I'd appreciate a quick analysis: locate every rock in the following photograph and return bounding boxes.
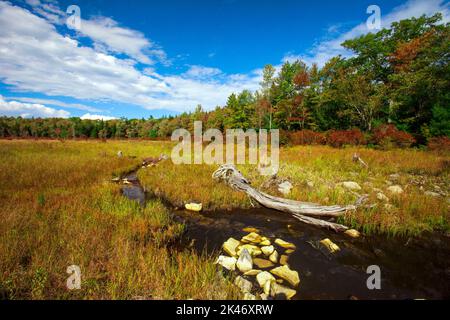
[214,256,237,271]
[243,292,256,300]
[237,244,262,257]
[269,250,279,264]
[253,258,275,269]
[384,203,395,211]
[111,177,120,182]
[241,232,262,244]
[306,180,314,188]
[278,181,293,195]
[259,239,271,246]
[376,192,389,202]
[373,187,383,193]
[259,293,268,300]
[185,203,202,212]
[389,174,400,181]
[344,229,361,238]
[243,269,262,276]
[242,227,259,233]
[342,181,362,191]
[261,245,274,256]
[263,279,272,295]
[117,150,123,158]
[424,191,440,197]
[387,185,403,194]
[279,255,289,266]
[274,238,296,250]
[320,238,340,254]
[270,282,297,300]
[285,249,295,254]
[256,271,276,288]
[234,276,252,293]
[222,238,240,257]
[270,265,300,287]
[236,249,253,273]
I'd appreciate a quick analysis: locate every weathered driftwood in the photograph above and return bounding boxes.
[213,164,367,232]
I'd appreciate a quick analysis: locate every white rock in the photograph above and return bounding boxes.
[256,271,275,288]
[214,256,237,271]
[278,181,293,195]
[243,292,256,300]
[424,191,440,197]
[261,245,274,256]
[269,250,279,264]
[342,181,362,191]
[376,192,389,202]
[387,185,403,194]
[234,276,252,293]
[236,249,253,273]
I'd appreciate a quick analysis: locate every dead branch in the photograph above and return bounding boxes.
[213,164,367,232]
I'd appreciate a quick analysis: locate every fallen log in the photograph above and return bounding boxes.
[212,164,367,232]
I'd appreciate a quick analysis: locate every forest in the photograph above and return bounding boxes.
[0,14,448,147]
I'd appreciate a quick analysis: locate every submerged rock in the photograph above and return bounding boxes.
[214,255,237,271]
[270,282,297,300]
[253,258,275,269]
[320,238,340,254]
[222,237,240,257]
[236,249,253,273]
[274,238,296,250]
[270,265,300,287]
[234,276,252,293]
[185,203,202,212]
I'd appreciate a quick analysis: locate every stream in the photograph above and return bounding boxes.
[121,171,450,300]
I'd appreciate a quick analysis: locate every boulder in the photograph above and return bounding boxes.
[342,181,362,191]
[270,282,297,300]
[320,238,340,253]
[237,244,262,257]
[236,249,253,273]
[387,185,403,194]
[256,271,276,288]
[241,232,262,244]
[185,203,202,212]
[261,245,274,256]
[274,238,296,250]
[222,238,240,257]
[214,256,237,271]
[253,258,275,269]
[270,265,300,287]
[234,276,252,293]
[243,269,262,276]
[259,238,271,246]
[269,250,279,264]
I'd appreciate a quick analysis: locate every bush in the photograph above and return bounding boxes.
[326,129,366,148]
[372,124,416,149]
[288,130,326,145]
[428,136,450,153]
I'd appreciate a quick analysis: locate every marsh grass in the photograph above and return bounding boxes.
[0,140,238,299]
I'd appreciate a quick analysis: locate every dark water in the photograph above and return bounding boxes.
[121,172,450,300]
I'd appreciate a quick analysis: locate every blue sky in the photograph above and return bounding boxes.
[0,0,448,120]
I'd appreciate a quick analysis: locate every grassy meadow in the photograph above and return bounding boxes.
[0,139,449,299]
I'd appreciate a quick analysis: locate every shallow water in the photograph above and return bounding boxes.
[121,172,450,300]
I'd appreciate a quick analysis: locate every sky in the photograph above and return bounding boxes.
[0,0,448,120]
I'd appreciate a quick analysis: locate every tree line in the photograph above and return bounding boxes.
[0,14,448,146]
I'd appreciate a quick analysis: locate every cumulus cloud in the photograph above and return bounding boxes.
[80,113,116,121]
[0,1,261,113]
[5,97,103,113]
[284,0,450,67]
[0,95,70,118]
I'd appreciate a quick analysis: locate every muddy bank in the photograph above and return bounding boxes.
[120,171,450,300]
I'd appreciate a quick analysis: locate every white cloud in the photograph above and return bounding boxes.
[80,113,116,121]
[183,65,222,78]
[0,95,70,118]
[4,97,103,113]
[0,1,261,113]
[284,0,450,67]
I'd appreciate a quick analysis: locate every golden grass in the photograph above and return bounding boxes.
[139,145,449,236]
[0,140,238,299]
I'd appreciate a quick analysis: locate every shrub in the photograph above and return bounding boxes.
[288,130,326,145]
[326,129,366,148]
[372,124,416,149]
[428,136,450,153]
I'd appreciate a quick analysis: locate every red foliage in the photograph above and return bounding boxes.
[372,124,416,148]
[327,129,366,148]
[427,136,450,153]
[288,130,326,145]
